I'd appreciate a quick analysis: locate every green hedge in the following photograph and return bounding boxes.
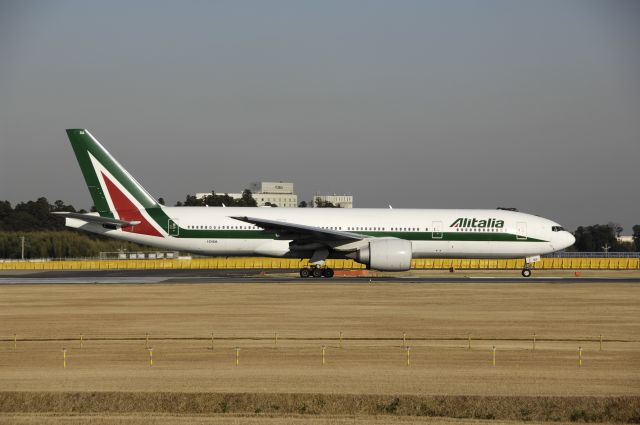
[0,231,149,259]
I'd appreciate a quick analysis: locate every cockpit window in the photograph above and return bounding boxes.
[552,226,564,232]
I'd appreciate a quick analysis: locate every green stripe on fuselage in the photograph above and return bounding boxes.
[165,228,547,242]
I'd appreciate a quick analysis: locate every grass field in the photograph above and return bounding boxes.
[2,414,633,425]
[0,280,639,423]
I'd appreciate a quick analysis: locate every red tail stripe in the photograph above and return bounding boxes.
[101,172,163,237]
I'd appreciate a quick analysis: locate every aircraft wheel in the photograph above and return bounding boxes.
[299,268,311,278]
[322,268,334,278]
[312,267,323,278]
[521,268,532,278]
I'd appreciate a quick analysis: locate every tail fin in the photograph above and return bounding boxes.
[66,129,164,237]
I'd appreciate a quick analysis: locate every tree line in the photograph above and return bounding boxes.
[0,198,79,232]
[175,190,340,208]
[571,223,639,253]
[176,190,258,207]
[0,197,637,258]
[0,197,149,258]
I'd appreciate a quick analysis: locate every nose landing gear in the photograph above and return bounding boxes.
[521,255,540,278]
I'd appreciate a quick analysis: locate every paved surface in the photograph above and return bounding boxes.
[1,269,639,284]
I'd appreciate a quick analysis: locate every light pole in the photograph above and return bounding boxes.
[20,236,25,260]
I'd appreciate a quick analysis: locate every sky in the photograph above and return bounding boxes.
[0,1,638,232]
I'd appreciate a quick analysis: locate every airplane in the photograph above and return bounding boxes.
[54,129,575,278]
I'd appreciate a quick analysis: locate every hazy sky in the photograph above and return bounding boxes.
[1,1,638,232]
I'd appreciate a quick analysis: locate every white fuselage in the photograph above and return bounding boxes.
[68,207,575,259]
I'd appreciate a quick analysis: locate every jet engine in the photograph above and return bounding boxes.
[347,238,412,271]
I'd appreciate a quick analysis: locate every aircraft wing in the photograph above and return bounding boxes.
[51,211,141,227]
[230,216,366,242]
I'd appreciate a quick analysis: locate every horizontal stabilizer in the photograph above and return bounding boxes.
[51,211,141,227]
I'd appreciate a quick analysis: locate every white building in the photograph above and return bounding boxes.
[312,194,353,208]
[249,181,293,195]
[196,181,298,208]
[616,235,634,244]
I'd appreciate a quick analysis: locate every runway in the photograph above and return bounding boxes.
[1,269,639,284]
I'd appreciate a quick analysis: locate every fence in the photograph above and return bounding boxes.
[2,331,633,371]
[0,257,639,270]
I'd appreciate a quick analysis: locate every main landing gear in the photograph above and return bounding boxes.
[299,266,334,278]
[300,248,334,278]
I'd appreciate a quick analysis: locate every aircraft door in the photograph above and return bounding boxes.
[168,219,179,236]
[432,221,443,239]
[516,222,527,240]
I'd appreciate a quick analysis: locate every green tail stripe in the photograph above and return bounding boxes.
[66,129,159,215]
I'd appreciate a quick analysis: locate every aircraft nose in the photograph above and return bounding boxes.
[564,231,576,248]
[552,230,575,251]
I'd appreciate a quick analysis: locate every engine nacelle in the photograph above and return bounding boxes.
[347,238,412,271]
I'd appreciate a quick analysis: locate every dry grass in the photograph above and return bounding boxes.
[2,413,628,425]
[1,281,639,341]
[0,393,638,423]
[0,281,639,422]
